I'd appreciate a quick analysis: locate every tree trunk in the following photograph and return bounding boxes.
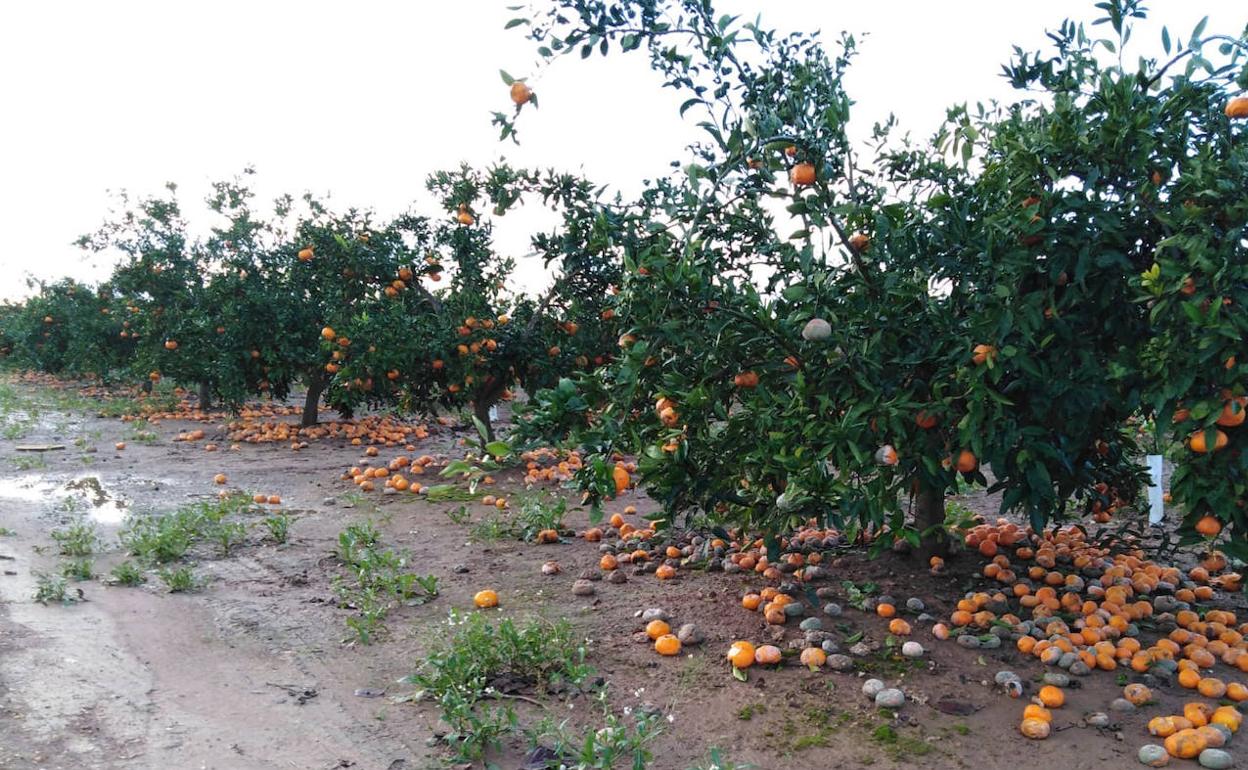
[301,370,325,428]
[197,381,213,411]
[915,479,949,561]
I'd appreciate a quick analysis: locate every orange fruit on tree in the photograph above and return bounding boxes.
[510,80,532,105]
[971,343,997,365]
[733,370,759,388]
[955,450,978,473]
[1190,428,1228,453]
[1195,515,1223,537]
[914,410,938,429]
[298,247,314,261]
[790,162,816,186]
[847,232,870,252]
[1226,96,1248,119]
[1216,398,1247,427]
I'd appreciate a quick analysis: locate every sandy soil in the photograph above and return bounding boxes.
[0,378,1239,770]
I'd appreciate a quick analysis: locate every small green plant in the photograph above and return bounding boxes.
[124,419,159,444]
[414,574,440,597]
[3,420,34,441]
[158,566,199,592]
[841,580,880,611]
[869,723,933,760]
[11,452,46,470]
[110,561,147,586]
[212,521,247,556]
[262,513,291,543]
[61,558,94,581]
[34,573,80,605]
[120,494,251,564]
[336,521,380,563]
[944,499,979,532]
[528,688,663,770]
[0,527,15,536]
[446,505,471,525]
[333,524,439,643]
[51,519,98,556]
[408,611,592,762]
[469,510,513,543]
[424,484,482,503]
[514,492,567,542]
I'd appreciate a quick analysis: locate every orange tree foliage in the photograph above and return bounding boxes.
[510,0,1248,555]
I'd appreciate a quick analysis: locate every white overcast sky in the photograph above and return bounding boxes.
[1,1,1241,301]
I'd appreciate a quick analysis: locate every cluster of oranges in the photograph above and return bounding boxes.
[521,448,585,485]
[925,518,1248,762]
[1143,698,1242,759]
[342,453,440,493]
[586,508,677,580]
[227,414,430,447]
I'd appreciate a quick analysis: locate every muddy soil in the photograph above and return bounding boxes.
[0,378,1236,769]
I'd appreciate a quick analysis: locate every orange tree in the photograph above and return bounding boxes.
[79,173,429,423]
[509,0,1247,557]
[328,163,624,441]
[0,278,133,379]
[79,183,231,403]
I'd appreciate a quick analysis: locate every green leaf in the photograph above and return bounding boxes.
[499,70,515,86]
[484,441,511,459]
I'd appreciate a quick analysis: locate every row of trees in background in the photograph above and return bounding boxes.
[0,167,624,435]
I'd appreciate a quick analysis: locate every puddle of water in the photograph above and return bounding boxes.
[0,474,129,525]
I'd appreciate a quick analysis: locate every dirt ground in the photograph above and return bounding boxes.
[0,377,1239,770]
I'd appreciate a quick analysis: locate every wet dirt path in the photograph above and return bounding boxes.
[0,388,435,769]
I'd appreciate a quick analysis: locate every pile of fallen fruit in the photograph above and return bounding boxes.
[568,509,1246,766]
